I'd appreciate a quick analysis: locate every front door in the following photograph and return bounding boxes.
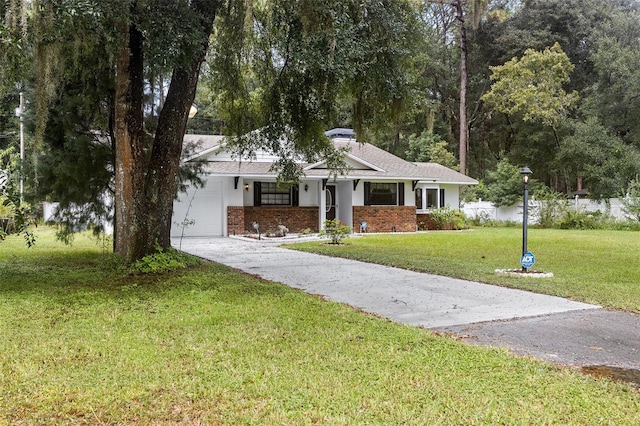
[326,185,336,220]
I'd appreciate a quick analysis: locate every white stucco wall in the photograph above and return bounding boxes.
[352,181,365,206]
[337,180,353,227]
[299,180,320,206]
[441,184,460,208]
[171,176,231,237]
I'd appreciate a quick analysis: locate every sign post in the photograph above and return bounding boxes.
[520,167,533,271]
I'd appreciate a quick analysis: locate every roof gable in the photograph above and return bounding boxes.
[182,134,226,162]
[305,152,385,172]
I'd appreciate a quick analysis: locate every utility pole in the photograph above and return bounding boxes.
[14,86,25,202]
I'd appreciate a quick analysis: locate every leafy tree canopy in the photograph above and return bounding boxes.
[4,0,423,259]
[482,42,578,128]
[405,131,459,170]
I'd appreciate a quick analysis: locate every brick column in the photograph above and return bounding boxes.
[227,206,245,236]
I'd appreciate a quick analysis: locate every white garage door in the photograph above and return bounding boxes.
[171,179,224,237]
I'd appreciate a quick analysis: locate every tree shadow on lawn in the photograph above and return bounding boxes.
[0,249,285,305]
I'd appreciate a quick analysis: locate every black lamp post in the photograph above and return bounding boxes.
[520,166,533,271]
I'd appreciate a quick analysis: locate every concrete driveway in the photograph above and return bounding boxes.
[174,236,596,329]
[175,236,640,373]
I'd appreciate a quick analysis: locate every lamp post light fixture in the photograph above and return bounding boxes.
[520,166,533,271]
[188,103,198,119]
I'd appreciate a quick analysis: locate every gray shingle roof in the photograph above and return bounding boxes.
[188,134,477,185]
[182,134,226,161]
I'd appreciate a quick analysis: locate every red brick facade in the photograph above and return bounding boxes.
[416,213,433,231]
[227,206,319,235]
[228,205,420,235]
[417,212,461,230]
[227,206,245,236]
[353,206,416,233]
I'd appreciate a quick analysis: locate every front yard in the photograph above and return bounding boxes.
[0,228,639,424]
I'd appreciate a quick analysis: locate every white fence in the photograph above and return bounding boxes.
[43,201,114,235]
[461,198,628,224]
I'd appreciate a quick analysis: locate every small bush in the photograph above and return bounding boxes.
[129,248,200,274]
[535,189,569,228]
[558,209,607,230]
[429,206,466,230]
[277,224,289,236]
[466,211,499,227]
[319,219,351,244]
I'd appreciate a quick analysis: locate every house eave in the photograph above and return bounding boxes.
[202,168,478,185]
[416,179,479,186]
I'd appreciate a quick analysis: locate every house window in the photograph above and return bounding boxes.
[364,182,404,206]
[420,188,445,209]
[426,189,438,208]
[254,182,299,206]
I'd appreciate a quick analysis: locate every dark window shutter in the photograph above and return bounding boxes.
[398,183,405,206]
[440,188,445,208]
[254,182,262,207]
[364,182,371,206]
[292,185,299,206]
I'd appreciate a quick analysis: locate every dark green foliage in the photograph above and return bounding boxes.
[129,247,201,274]
[533,186,568,228]
[208,0,422,181]
[556,209,605,230]
[483,159,542,207]
[405,131,459,170]
[556,119,640,200]
[469,0,640,191]
[583,7,640,145]
[35,48,115,239]
[493,0,610,90]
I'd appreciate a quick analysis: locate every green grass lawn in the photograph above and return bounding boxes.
[290,228,640,313]
[1,228,639,424]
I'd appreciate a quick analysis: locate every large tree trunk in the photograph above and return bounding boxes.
[145,0,219,252]
[114,0,220,262]
[146,69,204,250]
[114,19,147,262]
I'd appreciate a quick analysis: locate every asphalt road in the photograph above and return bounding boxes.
[438,309,639,369]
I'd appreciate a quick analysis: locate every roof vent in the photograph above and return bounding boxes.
[325,128,356,139]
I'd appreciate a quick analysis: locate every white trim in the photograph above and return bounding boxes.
[183,144,224,162]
